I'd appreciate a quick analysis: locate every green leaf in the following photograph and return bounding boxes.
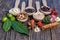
[12,21,29,35]
[3,19,12,32]
[42,16,50,24]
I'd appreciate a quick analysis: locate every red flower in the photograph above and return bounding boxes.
[51,9,54,15]
[37,21,43,27]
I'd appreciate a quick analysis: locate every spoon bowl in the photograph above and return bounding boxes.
[9,0,20,16]
[41,0,51,15]
[33,12,45,21]
[25,7,35,15]
[9,8,20,16]
[25,0,35,15]
[33,1,45,21]
[16,12,28,22]
[16,1,28,22]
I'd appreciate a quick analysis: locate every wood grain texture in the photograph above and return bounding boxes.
[0,0,60,40]
[50,0,60,40]
[29,30,51,40]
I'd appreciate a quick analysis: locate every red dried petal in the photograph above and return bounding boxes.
[55,12,58,17]
[51,10,55,15]
[37,21,43,27]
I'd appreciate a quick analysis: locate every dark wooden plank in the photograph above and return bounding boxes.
[0,0,8,40]
[50,0,60,40]
[0,9,7,40]
[51,22,60,40]
[29,29,51,40]
[15,32,28,40]
[10,30,16,40]
[6,32,11,40]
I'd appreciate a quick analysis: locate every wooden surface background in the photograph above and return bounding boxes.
[0,0,60,40]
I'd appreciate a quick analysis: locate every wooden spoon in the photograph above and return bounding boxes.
[16,1,28,22]
[33,1,45,21]
[41,0,51,15]
[25,0,35,15]
[9,0,20,16]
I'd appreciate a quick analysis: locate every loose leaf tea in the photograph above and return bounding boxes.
[41,6,50,12]
[25,9,35,13]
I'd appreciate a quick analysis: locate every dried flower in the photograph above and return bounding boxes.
[55,17,60,22]
[34,26,40,32]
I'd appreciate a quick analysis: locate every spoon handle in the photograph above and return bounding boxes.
[42,0,47,6]
[14,0,20,8]
[29,0,32,7]
[21,1,26,12]
[36,1,40,11]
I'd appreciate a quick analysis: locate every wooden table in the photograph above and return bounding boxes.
[0,0,60,40]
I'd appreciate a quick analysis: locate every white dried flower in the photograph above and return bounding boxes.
[34,26,40,32]
[55,17,60,22]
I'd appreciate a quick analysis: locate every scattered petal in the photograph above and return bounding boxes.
[34,26,40,32]
[51,15,56,19]
[55,17,60,22]
[50,17,55,23]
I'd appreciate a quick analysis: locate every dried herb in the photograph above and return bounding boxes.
[41,6,50,12]
[25,9,35,13]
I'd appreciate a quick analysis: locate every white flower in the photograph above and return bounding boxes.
[34,26,40,32]
[55,17,60,22]
[9,8,20,16]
